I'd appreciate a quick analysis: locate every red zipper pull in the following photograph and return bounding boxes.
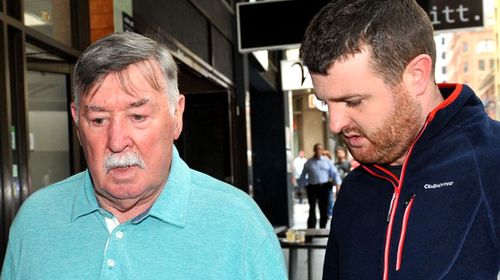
[386,193,396,223]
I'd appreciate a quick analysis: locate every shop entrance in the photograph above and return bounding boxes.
[176,91,232,183]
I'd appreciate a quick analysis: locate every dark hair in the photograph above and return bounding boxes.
[335,146,347,153]
[300,0,436,88]
[73,32,179,114]
[313,143,324,150]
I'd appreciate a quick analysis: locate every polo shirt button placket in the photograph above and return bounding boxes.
[106,258,115,268]
[115,231,124,239]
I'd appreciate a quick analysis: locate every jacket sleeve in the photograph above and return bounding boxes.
[323,226,339,279]
[485,161,500,249]
[475,121,500,249]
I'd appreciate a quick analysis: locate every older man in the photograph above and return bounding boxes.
[1,32,286,279]
[300,0,500,279]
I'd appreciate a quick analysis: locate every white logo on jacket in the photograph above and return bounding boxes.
[424,181,454,189]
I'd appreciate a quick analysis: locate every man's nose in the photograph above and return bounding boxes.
[328,105,350,134]
[107,118,132,153]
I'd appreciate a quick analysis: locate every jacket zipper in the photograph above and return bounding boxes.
[380,84,461,280]
[396,194,416,270]
[386,193,396,222]
[383,188,400,280]
[382,121,429,280]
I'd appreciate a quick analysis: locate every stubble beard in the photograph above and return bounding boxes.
[344,86,424,165]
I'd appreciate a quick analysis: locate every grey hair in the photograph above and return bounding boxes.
[73,32,179,115]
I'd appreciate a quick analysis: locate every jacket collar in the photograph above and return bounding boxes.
[360,83,482,178]
[417,83,481,143]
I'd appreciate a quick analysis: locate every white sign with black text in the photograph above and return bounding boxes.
[280,60,313,91]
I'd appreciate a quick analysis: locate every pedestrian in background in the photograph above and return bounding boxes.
[322,149,337,219]
[301,0,500,279]
[299,143,341,228]
[291,150,307,203]
[334,146,351,181]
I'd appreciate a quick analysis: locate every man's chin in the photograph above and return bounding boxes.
[348,147,380,165]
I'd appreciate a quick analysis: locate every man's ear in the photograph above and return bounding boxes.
[173,94,185,140]
[402,54,433,97]
[70,102,82,144]
[70,102,78,123]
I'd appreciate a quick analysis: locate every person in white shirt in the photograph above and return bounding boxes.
[291,150,307,203]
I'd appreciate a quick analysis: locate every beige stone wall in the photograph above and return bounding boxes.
[301,95,326,158]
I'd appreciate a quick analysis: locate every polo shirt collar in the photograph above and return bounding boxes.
[71,170,101,222]
[70,146,191,228]
[146,146,191,228]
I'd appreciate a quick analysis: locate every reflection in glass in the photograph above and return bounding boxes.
[23,0,71,46]
[27,71,70,193]
[26,42,65,61]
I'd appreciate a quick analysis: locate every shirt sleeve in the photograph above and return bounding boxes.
[1,233,16,280]
[245,235,287,280]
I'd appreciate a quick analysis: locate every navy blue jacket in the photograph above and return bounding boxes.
[324,84,500,280]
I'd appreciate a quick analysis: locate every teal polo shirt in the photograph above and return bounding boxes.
[1,147,286,279]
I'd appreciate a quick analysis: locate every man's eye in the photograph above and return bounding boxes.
[91,118,105,125]
[132,115,146,121]
[345,99,362,108]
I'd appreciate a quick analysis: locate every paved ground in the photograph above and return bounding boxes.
[282,199,328,280]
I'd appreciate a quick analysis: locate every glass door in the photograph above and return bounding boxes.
[26,70,71,192]
[25,42,78,194]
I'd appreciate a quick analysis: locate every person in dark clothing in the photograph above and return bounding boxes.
[334,147,351,181]
[300,1,500,279]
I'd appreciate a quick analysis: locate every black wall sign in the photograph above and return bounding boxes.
[237,0,330,53]
[237,0,485,53]
[417,0,484,31]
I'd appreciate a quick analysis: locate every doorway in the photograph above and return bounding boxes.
[175,91,232,184]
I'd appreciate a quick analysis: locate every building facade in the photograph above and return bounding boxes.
[0,0,295,265]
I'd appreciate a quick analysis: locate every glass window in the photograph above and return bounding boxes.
[224,0,234,9]
[479,59,485,71]
[27,70,71,192]
[441,66,446,75]
[26,42,65,61]
[476,39,495,54]
[463,42,468,52]
[23,0,72,46]
[463,62,468,73]
[490,59,495,69]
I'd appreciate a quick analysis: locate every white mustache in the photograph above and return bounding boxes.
[104,152,146,172]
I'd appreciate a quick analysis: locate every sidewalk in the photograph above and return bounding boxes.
[281,199,329,280]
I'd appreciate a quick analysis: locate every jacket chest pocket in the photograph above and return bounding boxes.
[392,183,482,277]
